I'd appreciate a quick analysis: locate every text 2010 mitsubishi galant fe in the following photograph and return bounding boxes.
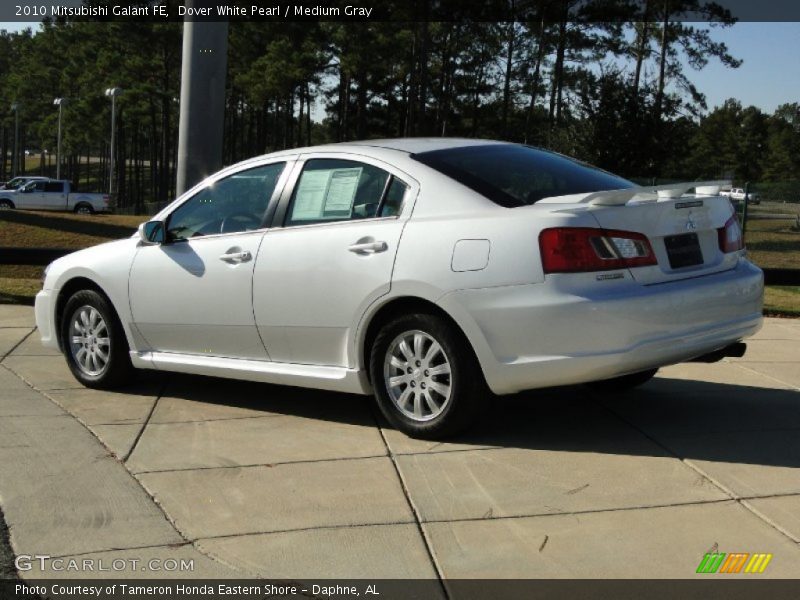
[36,139,763,438]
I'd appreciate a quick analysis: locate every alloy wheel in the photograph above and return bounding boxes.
[383,329,452,422]
[68,305,111,376]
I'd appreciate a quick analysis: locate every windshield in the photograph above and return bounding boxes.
[411,144,635,207]
[4,177,32,190]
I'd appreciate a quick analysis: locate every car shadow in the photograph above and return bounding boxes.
[151,371,800,469]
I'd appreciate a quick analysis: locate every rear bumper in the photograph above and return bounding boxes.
[439,259,764,394]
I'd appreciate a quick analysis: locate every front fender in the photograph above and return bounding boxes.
[45,238,144,353]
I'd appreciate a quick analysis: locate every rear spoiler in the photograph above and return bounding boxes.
[541,180,732,207]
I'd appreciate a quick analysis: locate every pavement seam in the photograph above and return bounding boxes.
[0,362,250,576]
[0,328,35,362]
[369,408,450,597]
[739,499,800,544]
[591,388,800,547]
[729,361,800,391]
[420,497,738,526]
[190,498,739,542]
[123,377,169,463]
[193,519,421,542]
[130,445,514,475]
[131,453,391,475]
[145,413,286,425]
[44,541,193,560]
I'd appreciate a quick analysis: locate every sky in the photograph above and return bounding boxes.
[2,20,799,116]
[677,22,800,113]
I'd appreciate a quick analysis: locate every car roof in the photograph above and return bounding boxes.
[335,137,506,154]
[258,138,507,161]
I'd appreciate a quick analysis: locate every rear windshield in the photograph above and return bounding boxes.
[411,144,634,207]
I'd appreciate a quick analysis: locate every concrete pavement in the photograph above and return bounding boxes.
[1,304,799,581]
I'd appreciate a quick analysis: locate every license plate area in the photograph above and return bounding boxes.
[664,233,703,269]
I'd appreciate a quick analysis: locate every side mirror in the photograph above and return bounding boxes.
[138,220,166,245]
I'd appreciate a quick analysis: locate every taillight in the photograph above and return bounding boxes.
[717,214,743,253]
[539,227,657,274]
[103,195,110,204]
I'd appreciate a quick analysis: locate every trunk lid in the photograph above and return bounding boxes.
[539,182,740,285]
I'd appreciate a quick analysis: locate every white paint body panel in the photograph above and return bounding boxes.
[128,231,268,360]
[451,239,491,272]
[35,139,764,398]
[254,218,405,367]
[252,151,418,368]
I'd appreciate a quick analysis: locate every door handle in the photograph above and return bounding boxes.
[348,240,388,254]
[219,250,252,263]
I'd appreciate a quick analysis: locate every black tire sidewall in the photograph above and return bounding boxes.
[370,312,483,439]
[61,289,132,389]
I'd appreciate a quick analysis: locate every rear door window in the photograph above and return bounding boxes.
[285,159,398,226]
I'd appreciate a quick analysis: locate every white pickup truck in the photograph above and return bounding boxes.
[720,187,761,205]
[0,179,110,214]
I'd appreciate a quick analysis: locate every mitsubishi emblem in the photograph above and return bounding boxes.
[686,211,697,231]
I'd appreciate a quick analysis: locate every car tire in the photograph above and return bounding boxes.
[370,312,486,439]
[74,203,94,215]
[0,199,13,210]
[61,289,135,389]
[586,368,658,392]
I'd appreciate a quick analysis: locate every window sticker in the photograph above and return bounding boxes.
[323,168,361,217]
[291,167,363,221]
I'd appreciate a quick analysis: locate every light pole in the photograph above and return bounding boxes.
[10,103,19,177]
[176,17,228,196]
[53,98,65,180]
[104,87,122,198]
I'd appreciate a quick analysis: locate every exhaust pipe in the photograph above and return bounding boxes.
[688,342,747,363]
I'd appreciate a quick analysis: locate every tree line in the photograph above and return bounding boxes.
[1,1,799,212]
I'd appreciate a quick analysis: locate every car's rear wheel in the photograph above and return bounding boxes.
[0,200,13,210]
[74,203,94,215]
[61,289,134,389]
[370,312,485,439]
[586,368,658,392]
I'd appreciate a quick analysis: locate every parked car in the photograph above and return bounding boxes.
[0,175,50,191]
[720,187,760,205]
[0,179,110,213]
[35,139,763,438]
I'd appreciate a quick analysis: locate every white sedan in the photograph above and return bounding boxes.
[35,139,764,438]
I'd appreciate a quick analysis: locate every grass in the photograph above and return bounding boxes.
[0,210,145,247]
[0,210,147,302]
[741,204,800,270]
[764,286,800,318]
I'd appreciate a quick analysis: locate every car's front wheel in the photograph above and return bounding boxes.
[61,289,134,389]
[370,312,485,439]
